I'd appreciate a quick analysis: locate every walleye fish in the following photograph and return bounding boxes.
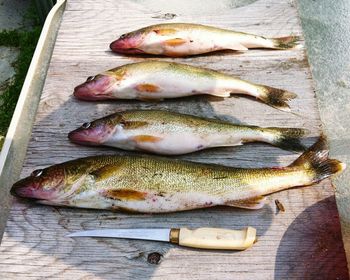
[11,137,345,213]
[68,110,307,155]
[109,23,300,57]
[74,61,296,111]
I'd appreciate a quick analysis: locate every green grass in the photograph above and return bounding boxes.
[0,2,42,137]
[0,135,4,150]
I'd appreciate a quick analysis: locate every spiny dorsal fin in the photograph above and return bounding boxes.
[90,164,123,181]
[121,120,149,129]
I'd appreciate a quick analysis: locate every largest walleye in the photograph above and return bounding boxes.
[11,137,345,213]
[74,61,296,111]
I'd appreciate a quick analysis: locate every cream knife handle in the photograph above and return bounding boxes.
[170,227,256,250]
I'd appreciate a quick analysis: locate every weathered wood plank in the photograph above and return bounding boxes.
[0,0,348,279]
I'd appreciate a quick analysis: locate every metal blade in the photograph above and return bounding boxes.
[67,228,171,242]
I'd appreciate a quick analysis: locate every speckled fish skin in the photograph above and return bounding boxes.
[109,23,300,57]
[11,137,345,213]
[73,61,296,111]
[68,110,307,155]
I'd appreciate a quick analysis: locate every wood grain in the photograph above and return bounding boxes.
[0,0,348,279]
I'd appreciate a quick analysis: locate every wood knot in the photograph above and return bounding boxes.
[147,252,163,265]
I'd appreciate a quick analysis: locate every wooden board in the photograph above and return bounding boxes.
[0,0,348,279]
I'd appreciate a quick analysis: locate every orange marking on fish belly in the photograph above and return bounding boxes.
[153,28,177,35]
[164,38,187,47]
[133,135,162,143]
[135,83,160,92]
[104,189,147,201]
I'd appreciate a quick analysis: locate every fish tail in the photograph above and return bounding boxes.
[271,35,301,49]
[289,135,345,183]
[263,127,308,151]
[257,85,297,111]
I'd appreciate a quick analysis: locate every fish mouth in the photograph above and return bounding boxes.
[68,124,113,146]
[73,75,115,101]
[109,39,145,54]
[10,183,31,198]
[73,87,115,100]
[11,179,63,201]
[111,47,145,54]
[68,130,101,146]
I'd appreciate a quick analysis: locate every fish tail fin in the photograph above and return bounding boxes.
[271,35,301,49]
[289,135,345,183]
[262,127,308,152]
[257,85,297,111]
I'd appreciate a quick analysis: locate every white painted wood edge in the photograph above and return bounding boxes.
[178,227,257,250]
[0,0,67,175]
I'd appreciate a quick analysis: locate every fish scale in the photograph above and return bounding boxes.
[110,23,301,57]
[11,137,345,212]
[73,61,297,111]
[68,110,308,155]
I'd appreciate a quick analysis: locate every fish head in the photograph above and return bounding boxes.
[68,113,122,146]
[110,30,146,54]
[11,165,66,201]
[73,74,117,100]
[11,158,100,204]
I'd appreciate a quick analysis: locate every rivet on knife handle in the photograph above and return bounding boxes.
[170,227,256,250]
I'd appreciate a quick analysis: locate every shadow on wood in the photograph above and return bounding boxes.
[274,196,349,279]
[2,199,274,279]
[0,0,341,278]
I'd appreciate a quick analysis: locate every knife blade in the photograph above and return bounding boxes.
[67,227,257,250]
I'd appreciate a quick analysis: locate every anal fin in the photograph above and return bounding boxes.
[225,42,248,51]
[209,90,231,98]
[225,196,266,209]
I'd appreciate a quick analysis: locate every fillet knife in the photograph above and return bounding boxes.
[67,227,256,250]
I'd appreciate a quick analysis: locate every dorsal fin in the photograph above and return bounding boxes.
[90,164,123,181]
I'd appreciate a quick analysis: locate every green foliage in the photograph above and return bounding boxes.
[0,135,4,149]
[0,2,42,135]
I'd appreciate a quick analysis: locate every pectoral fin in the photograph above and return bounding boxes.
[164,38,187,47]
[225,196,266,209]
[135,83,160,93]
[103,189,147,201]
[133,135,163,143]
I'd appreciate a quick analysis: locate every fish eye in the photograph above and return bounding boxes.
[31,169,43,177]
[82,122,91,129]
[120,33,127,39]
[86,76,95,82]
